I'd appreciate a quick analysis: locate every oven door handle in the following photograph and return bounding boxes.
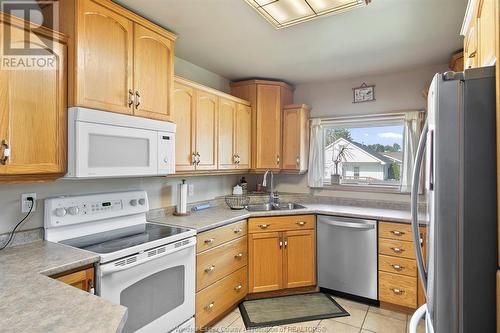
[99,239,196,276]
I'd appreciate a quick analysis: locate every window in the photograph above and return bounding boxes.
[322,118,406,189]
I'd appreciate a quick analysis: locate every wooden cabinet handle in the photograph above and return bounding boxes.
[296,221,306,226]
[390,230,405,236]
[1,140,9,165]
[204,238,215,244]
[390,247,404,253]
[296,156,300,166]
[258,224,270,229]
[135,91,141,108]
[279,240,283,248]
[234,252,244,259]
[128,89,134,107]
[234,228,242,234]
[276,155,280,166]
[391,264,404,271]
[88,279,95,295]
[196,152,201,165]
[284,239,288,248]
[205,302,215,311]
[234,284,243,291]
[390,288,405,295]
[205,265,215,273]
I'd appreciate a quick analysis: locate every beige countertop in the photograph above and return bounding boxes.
[0,241,127,333]
[149,203,427,232]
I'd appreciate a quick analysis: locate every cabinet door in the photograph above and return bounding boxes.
[77,0,133,114]
[195,91,218,170]
[477,0,497,66]
[282,108,301,171]
[235,103,252,170]
[218,98,236,169]
[256,85,281,170]
[56,268,94,292]
[248,232,283,293]
[172,81,195,172]
[133,23,173,121]
[0,25,66,176]
[283,230,316,289]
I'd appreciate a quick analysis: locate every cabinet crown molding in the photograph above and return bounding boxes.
[230,79,294,91]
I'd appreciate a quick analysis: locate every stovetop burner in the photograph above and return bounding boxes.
[61,223,191,254]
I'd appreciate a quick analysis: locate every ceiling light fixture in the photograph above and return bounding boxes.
[245,0,372,29]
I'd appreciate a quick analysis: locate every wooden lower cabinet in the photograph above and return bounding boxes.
[196,266,247,329]
[247,215,316,294]
[378,221,426,310]
[195,220,248,330]
[53,267,95,293]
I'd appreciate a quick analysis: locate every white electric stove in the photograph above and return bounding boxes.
[44,190,196,333]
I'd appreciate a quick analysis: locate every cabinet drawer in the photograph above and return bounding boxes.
[379,238,415,259]
[248,215,315,233]
[197,220,247,254]
[379,271,417,308]
[378,254,417,277]
[196,236,247,291]
[196,266,247,329]
[379,222,414,241]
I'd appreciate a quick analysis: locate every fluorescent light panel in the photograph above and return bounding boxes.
[246,0,371,29]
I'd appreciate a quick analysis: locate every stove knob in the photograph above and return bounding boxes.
[138,198,146,205]
[55,207,67,217]
[68,206,79,215]
[130,199,138,206]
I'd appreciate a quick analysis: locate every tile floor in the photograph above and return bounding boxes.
[209,297,425,333]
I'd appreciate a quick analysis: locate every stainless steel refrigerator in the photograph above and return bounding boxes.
[409,66,497,333]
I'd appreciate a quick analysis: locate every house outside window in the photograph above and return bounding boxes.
[307,112,424,192]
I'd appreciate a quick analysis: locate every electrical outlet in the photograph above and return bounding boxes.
[188,184,194,197]
[21,193,36,213]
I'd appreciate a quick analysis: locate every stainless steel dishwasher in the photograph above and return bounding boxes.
[317,215,378,301]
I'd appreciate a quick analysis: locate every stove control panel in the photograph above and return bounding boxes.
[44,190,149,229]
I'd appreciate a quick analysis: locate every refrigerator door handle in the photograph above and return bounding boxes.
[411,121,428,296]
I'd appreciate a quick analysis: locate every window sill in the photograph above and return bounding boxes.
[312,184,410,194]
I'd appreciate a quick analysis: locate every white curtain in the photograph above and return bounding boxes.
[308,119,324,187]
[401,111,423,192]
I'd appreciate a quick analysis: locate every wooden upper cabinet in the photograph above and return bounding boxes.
[235,103,252,170]
[461,0,497,69]
[59,0,176,120]
[477,0,496,66]
[256,84,282,170]
[0,14,67,181]
[195,91,218,170]
[248,232,283,293]
[218,98,237,170]
[231,80,294,171]
[76,0,133,114]
[283,229,316,289]
[133,24,173,121]
[173,81,196,172]
[282,104,310,174]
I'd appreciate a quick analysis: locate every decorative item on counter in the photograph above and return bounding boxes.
[240,177,248,194]
[233,184,243,195]
[225,195,250,210]
[192,203,211,211]
[174,179,190,216]
[255,183,263,193]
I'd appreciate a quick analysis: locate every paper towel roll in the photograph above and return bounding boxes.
[177,180,188,214]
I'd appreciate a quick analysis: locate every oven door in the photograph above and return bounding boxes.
[97,238,196,333]
[75,121,158,178]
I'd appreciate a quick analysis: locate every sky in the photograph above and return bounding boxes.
[349,125,404,146]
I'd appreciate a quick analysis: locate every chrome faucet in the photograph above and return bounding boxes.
[262,170,278,205]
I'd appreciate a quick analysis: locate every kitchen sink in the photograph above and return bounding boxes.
[245,202,306,212]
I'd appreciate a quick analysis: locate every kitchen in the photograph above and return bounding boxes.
[0,0,498,332]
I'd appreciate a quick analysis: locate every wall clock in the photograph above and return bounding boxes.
[353,83,375,103]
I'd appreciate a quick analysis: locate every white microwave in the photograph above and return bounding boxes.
[66,107,175,178]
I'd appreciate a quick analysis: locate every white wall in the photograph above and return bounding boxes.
[0,175,240,234]
[278,64,448,202]
[175,57,231,93]
[0,58,235,235]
